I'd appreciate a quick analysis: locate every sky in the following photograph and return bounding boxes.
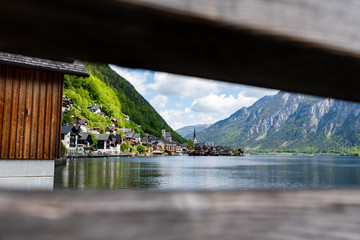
[110,65,279,130]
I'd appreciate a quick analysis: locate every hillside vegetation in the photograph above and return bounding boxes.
[63,63,185,143]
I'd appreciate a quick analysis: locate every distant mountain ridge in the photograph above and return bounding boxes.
[196,92,360,154]
[176,124,212,139]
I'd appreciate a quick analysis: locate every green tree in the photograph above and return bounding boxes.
[186,139,194,148]
[137,144,146,153]
[91,133,98,146]
[62,113,74,125]
[60,142,66,157]
[120,142,128,153]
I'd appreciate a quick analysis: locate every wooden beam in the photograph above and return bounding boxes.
[0,0,360,102]
[0,190,360,239]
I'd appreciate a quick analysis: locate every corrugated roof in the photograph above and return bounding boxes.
[0,52,89,77]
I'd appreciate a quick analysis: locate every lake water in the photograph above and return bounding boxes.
[54,155,360,190]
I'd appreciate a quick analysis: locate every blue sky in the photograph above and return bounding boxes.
[110,65,278,130]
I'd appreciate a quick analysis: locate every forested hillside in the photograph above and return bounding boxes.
[63,72,139,133]
[64,63,184,143]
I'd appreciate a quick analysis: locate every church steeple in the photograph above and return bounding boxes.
[162,126,166,138]
[193,127,197,144]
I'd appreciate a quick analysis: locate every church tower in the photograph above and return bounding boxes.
[162,126,166,138]
[193,127,197,144]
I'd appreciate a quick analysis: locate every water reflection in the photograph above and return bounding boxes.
[54,155,360,190]
[54,158,162,189]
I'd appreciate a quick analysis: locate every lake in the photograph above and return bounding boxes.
[54,155,360,190]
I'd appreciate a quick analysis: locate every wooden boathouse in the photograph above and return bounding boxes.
[0,52,88,159]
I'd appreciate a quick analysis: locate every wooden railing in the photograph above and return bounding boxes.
[0,0,360,102]
[0,190,360,239]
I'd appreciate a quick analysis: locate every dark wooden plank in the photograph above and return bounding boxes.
[15,68,27,158]
[55,75,64,159]
[48,75,56,159]
[43,73,52,159]
[0,0,360,101]
[0,190,360,239]
[36,72,47,159]
[30,71,40,159]
[0,65,6,154]
[23,69,34,159]
[8,68,20,159]
[1,67,13,158]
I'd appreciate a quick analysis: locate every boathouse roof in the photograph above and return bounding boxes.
[0,52,89,77]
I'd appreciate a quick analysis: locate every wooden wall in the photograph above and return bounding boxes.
[0,64,63,159]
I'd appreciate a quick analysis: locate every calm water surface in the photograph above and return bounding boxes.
[54,155,360,190]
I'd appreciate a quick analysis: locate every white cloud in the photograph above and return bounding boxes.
[148,72,236,98]
[241,86,279,98]
[110,65,150,95]
[190,93,257,113]
[150,95,168,111]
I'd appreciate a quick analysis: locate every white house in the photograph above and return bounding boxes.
[61,126,81,153]
[88,104,103,114]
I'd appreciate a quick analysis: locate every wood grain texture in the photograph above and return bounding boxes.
[15,68,27,158]
[0,66,6,151]
[0,190,360,240]
[0,0,360,101]
[0,65,63,159]
[30,71,40,159]
[8,69,20,159]
[1,67,13,159]
[23,69,34,159]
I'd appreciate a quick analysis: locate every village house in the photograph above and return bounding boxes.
[110,118,118,127]
[73,117,88,132]
[96,134,112,153]
[134,133,141,145]
[164,141,176,153]
[90,127,102,134]
[124,132,135,144]
[118,128,132,134]
[110,134,122,154]
[88,104,103,114]
[62,95,73,113]
[61,125,81,153]
[205,142,216,147]
[152,140,165,151]
[124,115,130,121]
[77,132,93,151]
[176,145,183,153]
[105,126,116,135]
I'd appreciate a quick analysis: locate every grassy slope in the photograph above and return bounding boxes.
[82,63,185,143]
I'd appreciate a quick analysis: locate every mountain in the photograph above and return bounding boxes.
[176,124,212,139]
[196,92,360,154]
[63,63,185,143]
